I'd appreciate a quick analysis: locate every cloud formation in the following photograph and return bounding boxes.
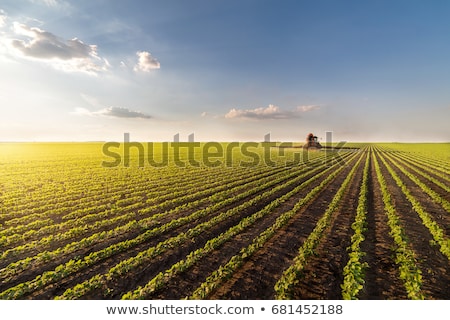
[225,104,293,120]
[225,104,321,120]
[0,10,6,27]
[134,51,160,72]
[96,106,152,119]
[297,105,320,112]
[9,22,109,74]
[74,106,152,119]
[2,14,161,75]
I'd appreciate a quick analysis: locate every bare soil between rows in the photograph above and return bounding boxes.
[1,149,449,300]
[17,159,343,299]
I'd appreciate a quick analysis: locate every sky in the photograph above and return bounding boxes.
[0,0,449,142]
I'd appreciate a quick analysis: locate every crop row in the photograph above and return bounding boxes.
[0,153,347,299]
[376,149,450,260]
[372,151,425,299]
[186,151,361,300]
[340,148,371,299]
[382,152,450,213]
[0,157,326,281]
[0,159,260,225]
[57,151,352,299]
[376,144,449,176]
[0,162,289,261]
[0,165,255,234]
[392,152,450,186]
[120,152,356,299]
[273,150,365,299]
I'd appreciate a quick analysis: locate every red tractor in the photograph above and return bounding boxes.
[304,133,322,149]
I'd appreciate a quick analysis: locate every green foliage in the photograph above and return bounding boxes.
[379,151,450,260]
[274,151,366,299]
[341,149,371,300]
[373,151,425,300]
[0,142,447,300]
[188,152,361,300]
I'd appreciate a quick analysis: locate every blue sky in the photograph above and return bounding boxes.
[0,0,449,142]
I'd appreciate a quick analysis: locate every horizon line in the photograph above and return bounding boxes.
[0,140,449,144]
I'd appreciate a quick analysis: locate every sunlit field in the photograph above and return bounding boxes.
[0,142,448,299]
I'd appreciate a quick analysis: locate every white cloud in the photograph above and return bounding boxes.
[296,105,320,112]
[8,22,109,74]
[96,106,152,119]
[134,51,160,72]
[0,10,7,27]
[224,104,321,120]
[74,106,152,119]
[225,104,293,120]
[3,17,160,76]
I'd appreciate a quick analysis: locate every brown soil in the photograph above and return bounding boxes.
[208,153,363,299]
[377,155,450,299]
[16,158,340,299]
[2,149,449,300]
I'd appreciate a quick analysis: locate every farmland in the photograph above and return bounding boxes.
[0,142,448,300]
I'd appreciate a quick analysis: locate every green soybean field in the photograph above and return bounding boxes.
[0,142,448,300]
